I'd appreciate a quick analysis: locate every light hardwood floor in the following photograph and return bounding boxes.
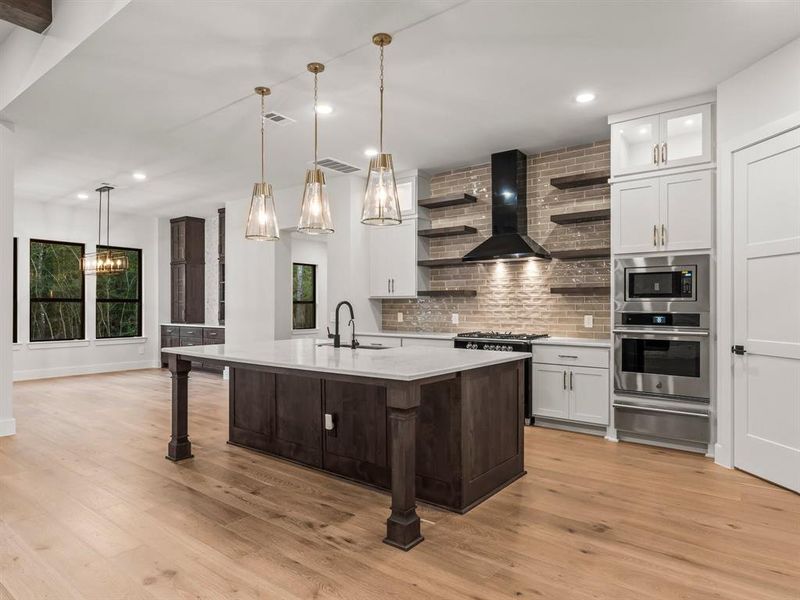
[1,369,798,600]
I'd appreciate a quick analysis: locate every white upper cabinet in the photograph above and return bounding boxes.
[368,220,424,298]
[610,115,660,177]
[613,171,713,254]
[611,103,713,177]
[395,171,431,217]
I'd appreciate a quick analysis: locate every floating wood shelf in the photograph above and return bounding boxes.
[417,258,467,267]
[418,193,477,209]
[550,171,610,190]
[417,225,478,238]
[550,247,611,260]
[550,208,611,225]
[550,285,611,295]
[418,289,477,298]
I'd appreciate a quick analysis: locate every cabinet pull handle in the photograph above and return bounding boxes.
[557,354,578,359]
[661,224,666,247]
[653,225,657,247]
[387,279,390,294]
[563,371,567,390]
[661,142,667,164]
[569,371,574,391]
[391,278,394,293]
[324,413,335,431]
[652,144,659,165]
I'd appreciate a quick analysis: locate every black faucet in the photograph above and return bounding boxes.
[328,301,358,349]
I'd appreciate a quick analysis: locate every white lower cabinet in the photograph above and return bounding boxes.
[532,344,610,427]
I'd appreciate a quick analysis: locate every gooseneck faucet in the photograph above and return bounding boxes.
[328,300,358,349]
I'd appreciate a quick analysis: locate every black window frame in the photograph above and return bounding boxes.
[95,245,143,339]
[292,262,317,331]
[29,238,86,342]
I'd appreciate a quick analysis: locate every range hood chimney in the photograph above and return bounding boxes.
[462,149,551,262]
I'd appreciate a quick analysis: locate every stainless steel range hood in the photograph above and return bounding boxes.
[462,149,551,262]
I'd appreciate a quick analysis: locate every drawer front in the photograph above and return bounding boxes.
[179,338,202,347]
[614,404,709,443]
[161,325,179,337]
[203,328,225,344]
[161,335,180,349]
[179,326,203,341]
[532,344,609,369]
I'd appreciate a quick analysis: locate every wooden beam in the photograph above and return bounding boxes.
[0,0,52,33]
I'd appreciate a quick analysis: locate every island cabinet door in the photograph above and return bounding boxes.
[229,368,275,452]
[322,381,390,488]
[271,375,323,468]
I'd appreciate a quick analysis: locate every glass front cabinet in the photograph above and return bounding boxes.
[611,103,713,177]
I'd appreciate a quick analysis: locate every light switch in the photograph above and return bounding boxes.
[584,315,593,328]
[397,312,403,323]
[451,313,459,325]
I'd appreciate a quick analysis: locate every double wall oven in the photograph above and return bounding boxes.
[613,254,711,444]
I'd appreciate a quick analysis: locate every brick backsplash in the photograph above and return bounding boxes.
[381,140,611,339]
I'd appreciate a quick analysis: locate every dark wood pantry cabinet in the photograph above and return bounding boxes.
[170,216,205,323]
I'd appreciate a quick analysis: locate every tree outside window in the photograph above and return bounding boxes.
[96,246,142,338]
[292,263,316,330]
[29,239,85,342]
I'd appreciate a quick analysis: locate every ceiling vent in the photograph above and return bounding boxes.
[316,157,361,174]
[263,111,295,126]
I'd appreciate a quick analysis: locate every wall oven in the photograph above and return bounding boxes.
[613,328,710,400]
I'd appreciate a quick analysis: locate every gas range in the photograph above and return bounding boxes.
[454,331,549,352]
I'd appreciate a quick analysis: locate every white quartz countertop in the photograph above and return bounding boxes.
[531,337,610,348]
[162,338,528,381]
[356,331,455,341]
[161,323,225,328]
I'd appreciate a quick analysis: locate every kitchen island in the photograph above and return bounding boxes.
[162,339,528,550]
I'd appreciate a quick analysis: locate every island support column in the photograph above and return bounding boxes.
[166,355,193,461]
[384,381,423,550]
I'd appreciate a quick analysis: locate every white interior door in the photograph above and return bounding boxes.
[733,127,800,493]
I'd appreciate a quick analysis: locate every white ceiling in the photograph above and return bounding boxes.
[0,22,13,45]
[3,0,800,216]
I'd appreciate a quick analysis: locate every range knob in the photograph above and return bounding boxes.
[466,343,474,349]
[506,345,514,352]
[485,344,494,351]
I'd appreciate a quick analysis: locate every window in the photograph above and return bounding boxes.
[292,263,316,330]
[29,239,85,342]
[12,237,17,343]
[96,246,142,338]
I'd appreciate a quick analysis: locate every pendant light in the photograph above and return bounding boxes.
[245,86,280,240]
[361,33,401,226]
[297,62,334,234]
[80,185,129,275]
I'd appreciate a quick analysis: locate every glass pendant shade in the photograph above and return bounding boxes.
[297,168,334,234]
[361,153,401,225]
[245,182,280,240]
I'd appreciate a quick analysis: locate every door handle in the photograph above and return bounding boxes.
[563,371,567,390]
[569,371,573,391]
[613,403,709,418]
[653,225,657,247]
[661,224,666,247]
[661,142,667,164]
[653,144,659,165]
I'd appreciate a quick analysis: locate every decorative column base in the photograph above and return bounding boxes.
[384,507,424,551]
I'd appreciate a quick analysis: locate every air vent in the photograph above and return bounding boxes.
[316,157,361,174]
[263,111,295,126]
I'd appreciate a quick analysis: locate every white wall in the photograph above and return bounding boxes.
[714,36,800,468]
[12,199,160,380]
[224,174,380,347]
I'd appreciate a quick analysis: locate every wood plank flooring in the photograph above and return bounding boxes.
[1,368,798,600]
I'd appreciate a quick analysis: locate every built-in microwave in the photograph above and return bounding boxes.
[614,254,710,326]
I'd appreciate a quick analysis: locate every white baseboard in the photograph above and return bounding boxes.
[13,360,156,381]
[714,442,733,468]
[0,418,16,437]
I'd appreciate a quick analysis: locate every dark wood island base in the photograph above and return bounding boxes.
[165,346,525,550]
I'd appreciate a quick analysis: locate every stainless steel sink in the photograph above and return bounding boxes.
[316,342,391,350]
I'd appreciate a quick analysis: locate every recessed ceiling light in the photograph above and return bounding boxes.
[315,104,333,115]
[77,192,89,200]
[639,127,649,135]
[575,92,596,104]
[364,148,378,157]
[684,118,694,126]
[132,172,147,181]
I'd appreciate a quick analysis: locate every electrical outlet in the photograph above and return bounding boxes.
[138,345,145,355]
[451,313,459,325]
[397,312,403,323]
[584,315,593,328]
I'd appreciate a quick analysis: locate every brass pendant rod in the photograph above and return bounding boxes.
[379,43,384,153]
[105,187,110,248]
[260,92,265,184]
[97,189,102,246]
[314,71,318,169]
